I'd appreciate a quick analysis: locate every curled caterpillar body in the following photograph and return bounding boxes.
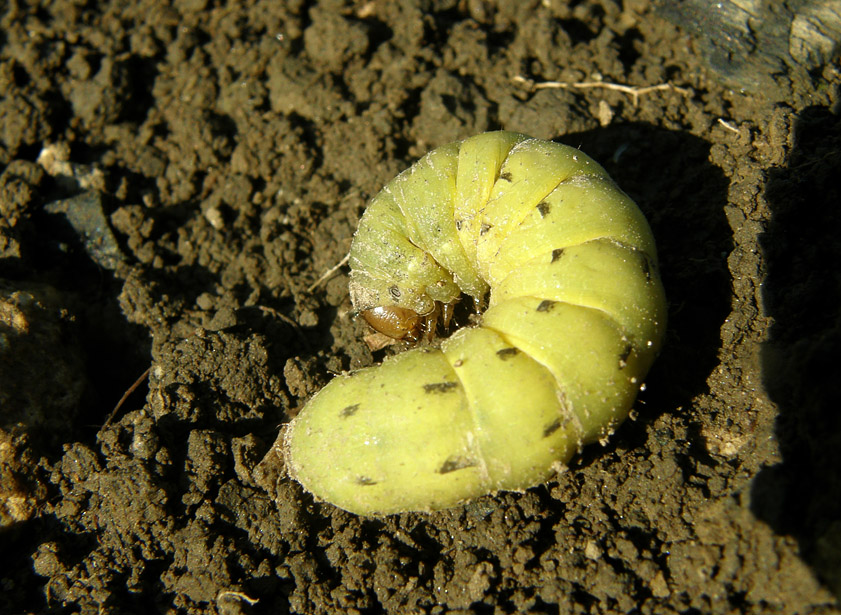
[280,131,667,515]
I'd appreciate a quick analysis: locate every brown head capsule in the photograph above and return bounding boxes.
[361,306,424,342]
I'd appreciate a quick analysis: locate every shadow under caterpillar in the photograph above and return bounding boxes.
[271,131,667,515]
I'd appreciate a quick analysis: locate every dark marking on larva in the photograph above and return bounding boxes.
[340,403,360,418]
[499,171,513,182]
[480,222,493,235]
[640,254,652,282]
[537,201,551,217]
[357,476,377,486]
[543,418,562,438]
[456,219,463,231]
[537,300,557,312]
[438,455,478,474]
[551,248,565,263]
[389,285,401,300]
[423,381,459,394]
[618,344,633,369]
[496,347,519,360]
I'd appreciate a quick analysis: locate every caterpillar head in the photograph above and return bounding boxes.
[360,301,456,344]
[360,305,426,342]
[348,266,459,344]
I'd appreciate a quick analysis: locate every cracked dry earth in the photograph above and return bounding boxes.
[1,1,841,614]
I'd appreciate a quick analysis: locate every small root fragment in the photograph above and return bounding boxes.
[513,75,693,107]
[307,253,350,292]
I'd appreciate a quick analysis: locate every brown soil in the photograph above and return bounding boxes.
[1,1,840,614]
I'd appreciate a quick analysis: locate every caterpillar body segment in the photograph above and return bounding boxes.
[281,131,667,515]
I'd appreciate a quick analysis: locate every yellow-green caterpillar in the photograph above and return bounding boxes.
[278,131,666,515]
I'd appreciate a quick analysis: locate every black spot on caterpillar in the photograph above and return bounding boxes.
[619,344,634,369]
[438,455,478,474]
[423,382,459,394]
[641,253,653,282]
[542,418,563,438]
[340,404,360,418]
[496,347,519,360]
[278,131,667,515]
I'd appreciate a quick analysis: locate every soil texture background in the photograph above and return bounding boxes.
[1,1,841,614]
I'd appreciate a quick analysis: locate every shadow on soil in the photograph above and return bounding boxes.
[756,105,841,600]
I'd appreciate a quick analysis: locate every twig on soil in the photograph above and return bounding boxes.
[717,118,741,134]
[307,252,350,292]
[104,367,151,426]
[513,75,693,107]
[217,590,260,606]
